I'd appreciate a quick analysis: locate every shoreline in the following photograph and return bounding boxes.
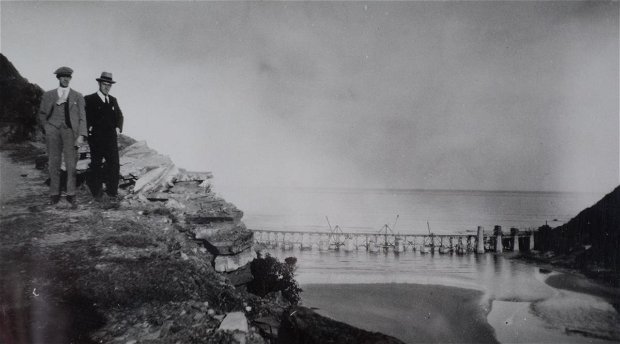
[544,271,620,304]
[298,265,620,344]
[301,282,498,343]
[514,253,620,289]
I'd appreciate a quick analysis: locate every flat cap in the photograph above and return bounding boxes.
[54,66,73,76]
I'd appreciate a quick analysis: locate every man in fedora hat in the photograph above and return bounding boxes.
[85,72,124,201]
[37,66,87,207]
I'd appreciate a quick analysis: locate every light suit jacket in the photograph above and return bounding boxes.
[38,88,88,138]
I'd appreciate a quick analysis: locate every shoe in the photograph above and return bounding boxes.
[93,191,103,202]
[106,194,121,202]
[66,195,77,209]
[49,195,60,205]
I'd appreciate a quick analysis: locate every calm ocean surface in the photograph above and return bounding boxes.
[221,187,604,234]
[221,188,618,343]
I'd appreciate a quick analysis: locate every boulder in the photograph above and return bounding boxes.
[213,247,256,273]
[224,263,254,286]
[118,141,176,194]
[219,311,249,333]
[185,202,244,224]
[194,227,219,240]
[133,164,179,194]
[164,198,186,210]
[218,311,249,344]
[175,171,213,183]
[118,141,215,196]
[202,225,254,256]
[194,221,239,238]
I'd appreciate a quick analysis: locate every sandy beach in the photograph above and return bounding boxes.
[545,272,620,302]
[301,283,498,344]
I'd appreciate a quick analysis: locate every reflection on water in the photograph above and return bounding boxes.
[263,247,620,343]
[265,247,552,300]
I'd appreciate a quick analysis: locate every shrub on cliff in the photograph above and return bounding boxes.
[0,53,43,142]
[247,253,302,305]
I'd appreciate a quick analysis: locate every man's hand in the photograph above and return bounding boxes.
[116,128,121,135]
[75,135,84,147]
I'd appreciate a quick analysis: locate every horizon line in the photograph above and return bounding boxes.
[218,184,616,195]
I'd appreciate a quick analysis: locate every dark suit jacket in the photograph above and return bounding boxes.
[84,93,124,139]
[38,88,87,138]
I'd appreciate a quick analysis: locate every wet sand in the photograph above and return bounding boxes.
[301,283,498,343]
[545,272,620,303]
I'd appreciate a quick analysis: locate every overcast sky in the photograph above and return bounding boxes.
[1,1,618,193]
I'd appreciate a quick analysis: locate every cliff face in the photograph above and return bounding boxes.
[0,54,406,344]
[0,53,43,142]
[535,186,620,275]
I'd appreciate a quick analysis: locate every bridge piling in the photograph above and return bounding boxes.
[476,226,485,253]
[494,225,503,253]
[511,228,520,252]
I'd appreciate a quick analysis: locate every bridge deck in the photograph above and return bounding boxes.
[250,228,532,237]
[250,228,535,253]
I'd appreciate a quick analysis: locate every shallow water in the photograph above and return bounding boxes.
[263,247,620,343]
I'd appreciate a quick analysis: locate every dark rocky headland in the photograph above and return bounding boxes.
[0,54,405,344]
[523,186,620,287]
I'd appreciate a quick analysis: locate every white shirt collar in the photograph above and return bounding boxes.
[57,87,69,97]
[97,91,110,102]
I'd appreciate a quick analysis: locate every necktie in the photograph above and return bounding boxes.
[63,90,71,128]
[105,96,109,104]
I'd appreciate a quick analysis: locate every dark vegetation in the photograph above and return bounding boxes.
[0,53,43,142]
[248,254,302,305]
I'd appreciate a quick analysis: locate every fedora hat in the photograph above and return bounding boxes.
[96,72,116,84]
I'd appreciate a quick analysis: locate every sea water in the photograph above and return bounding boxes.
[220,187,604,234]
[220,188,618,343]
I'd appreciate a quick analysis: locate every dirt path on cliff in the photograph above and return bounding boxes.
[0,152,22,204]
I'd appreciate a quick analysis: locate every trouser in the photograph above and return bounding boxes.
[45,123,78,196]
[88,134,120,197]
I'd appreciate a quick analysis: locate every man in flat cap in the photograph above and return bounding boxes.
[38,66,87,207]
[85,72,124,201]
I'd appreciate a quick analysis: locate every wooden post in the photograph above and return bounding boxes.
[529,232,535,251]
[494,225,503,253]
[476,226,485,253]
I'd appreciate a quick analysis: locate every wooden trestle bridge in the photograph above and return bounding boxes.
[252,225,536,254]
